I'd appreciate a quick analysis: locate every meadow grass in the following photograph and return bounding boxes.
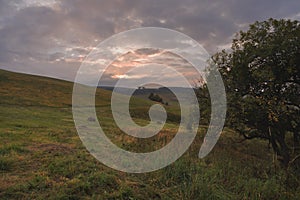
[0,69,299,199]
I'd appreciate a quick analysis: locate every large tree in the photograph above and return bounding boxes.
[213,18,300,167]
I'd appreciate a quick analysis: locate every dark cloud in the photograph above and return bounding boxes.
[0,0,299,83]
[135,48,157,54]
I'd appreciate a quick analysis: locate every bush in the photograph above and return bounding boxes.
[148,93,163,103]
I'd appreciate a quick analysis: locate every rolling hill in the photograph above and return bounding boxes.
[0,69,299,199]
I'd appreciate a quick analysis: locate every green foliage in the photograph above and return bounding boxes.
[148,92,164,103]
[196,84,211,125]
[213,18,300,167]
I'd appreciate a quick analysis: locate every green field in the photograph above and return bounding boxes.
[0,69,299,199]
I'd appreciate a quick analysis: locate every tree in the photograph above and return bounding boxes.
[148,93,163,103]
[213,18,300,167]
[196,84,211,125]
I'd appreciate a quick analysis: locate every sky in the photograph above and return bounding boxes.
[0,0,299,86]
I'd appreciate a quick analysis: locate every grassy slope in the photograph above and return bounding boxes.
[0,69,299,199]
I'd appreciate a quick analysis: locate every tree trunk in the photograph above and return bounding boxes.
[277,134,290,168]
[270,132,290,168]
[294,132,300,148]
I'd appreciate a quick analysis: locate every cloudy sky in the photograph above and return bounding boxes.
[0,0,299,85]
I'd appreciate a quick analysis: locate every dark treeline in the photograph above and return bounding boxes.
[198,18,300,171]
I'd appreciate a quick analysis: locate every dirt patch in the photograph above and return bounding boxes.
[29,143,74,154]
